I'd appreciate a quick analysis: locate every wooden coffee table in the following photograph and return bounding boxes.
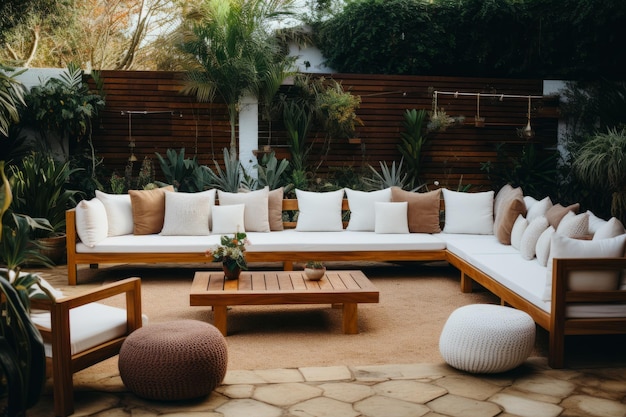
[190,270,379,336]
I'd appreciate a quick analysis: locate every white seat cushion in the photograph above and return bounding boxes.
[30,303,144,357]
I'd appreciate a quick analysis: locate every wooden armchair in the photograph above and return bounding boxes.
[30,277,143,417]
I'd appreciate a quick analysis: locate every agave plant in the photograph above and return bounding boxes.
[207,148,244,192]
[573,127,626,223]
[256,151,290,191]
[363,159,424,192]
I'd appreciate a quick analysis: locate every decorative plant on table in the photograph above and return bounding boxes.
[304,261,326,281]
[206,232,249,280]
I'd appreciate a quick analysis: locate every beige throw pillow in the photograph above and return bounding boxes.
[218,187,270,232]
[493,185,526,245]
[268,188,284,231]
[545,203,580,229]
[129,186,174,235]
[160,190,215,236]
[391,187,441,233]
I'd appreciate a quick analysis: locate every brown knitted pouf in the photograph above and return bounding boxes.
[118,320,228,401]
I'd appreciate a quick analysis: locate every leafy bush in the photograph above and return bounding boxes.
[155,148,210,192]
[314,0,626,78]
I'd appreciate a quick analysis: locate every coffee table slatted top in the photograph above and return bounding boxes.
[190,270,379,335]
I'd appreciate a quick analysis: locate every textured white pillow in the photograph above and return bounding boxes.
[543,233,626,301]
[218,187,270,232]
[510,215,528,250]
[295,189,345,232]
[586,210,607,234]
[75,198,108,247]
[95,190,133,236]
[526,196,552,222]
[519,216,549,260]
[556,211,589,237]
[535,226,555,267]
[211,204,245,234]
[160,190,214,236]
[442,189,494,234]
[523,195,538,211]
[346,188,391,231]
[374,202,409,234]
[593,217,626,240]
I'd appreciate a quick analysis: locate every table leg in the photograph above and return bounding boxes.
[342,303,358,334]
[213,305,228,336]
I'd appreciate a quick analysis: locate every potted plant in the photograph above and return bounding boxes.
[573,127,626,224]
[0,161,48,415]
[8,152,82,264]
[205,232,249,280]
[304,261,326,281]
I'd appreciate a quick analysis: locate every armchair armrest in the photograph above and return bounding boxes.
[30,277,143,417]
[31,277,142,364]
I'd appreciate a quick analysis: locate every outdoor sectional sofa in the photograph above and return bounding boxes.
[66,185,626,368]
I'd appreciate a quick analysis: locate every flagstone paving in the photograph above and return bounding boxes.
[29,357,626,416]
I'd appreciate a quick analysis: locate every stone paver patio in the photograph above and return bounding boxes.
[30,358,626,417]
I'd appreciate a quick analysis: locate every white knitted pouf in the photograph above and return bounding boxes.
[439,304,535,373]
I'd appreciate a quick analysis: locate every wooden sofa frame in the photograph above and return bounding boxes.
[65,198,626,368]
[65,198,448,286]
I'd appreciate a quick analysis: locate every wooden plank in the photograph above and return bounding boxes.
[89,71,557,187]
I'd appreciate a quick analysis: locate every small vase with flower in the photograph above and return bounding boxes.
[205,232,249,280]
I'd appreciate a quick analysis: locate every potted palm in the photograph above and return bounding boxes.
[304,261,326,281]
[573,127,626,224]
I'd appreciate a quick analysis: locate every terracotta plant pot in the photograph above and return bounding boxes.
[223,263,241,280]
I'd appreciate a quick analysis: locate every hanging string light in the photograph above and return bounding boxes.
[521,95,535,139]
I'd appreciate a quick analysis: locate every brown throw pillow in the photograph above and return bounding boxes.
[545,203,580,229]
[129,186,174,235]
[268,188,284,231]
[391,187,441,233]
[493,185,526,245]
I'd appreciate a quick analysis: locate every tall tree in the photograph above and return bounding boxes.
[175,0,298,157]
[1,0,182,69]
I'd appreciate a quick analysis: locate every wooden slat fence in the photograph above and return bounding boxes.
[90,71,558,190]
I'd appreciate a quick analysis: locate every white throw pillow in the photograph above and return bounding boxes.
[556,211,589,238]
[586,210,608,234]
[510,214,528,250]
[442,189,494,235]
[346,188,392,231]
[218,187,270,232]
[593,217,626,240]
[523,195,538,211]
[543,233,626,301]
[211,204,245,234]
[160,190,215,236]
[295,189,345,232]
[75,198,108,247]
[535,226,555,267]
[519,216,549,260]
[95,190,133,236]
[526,196,552,222]
[374,202,409,234]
